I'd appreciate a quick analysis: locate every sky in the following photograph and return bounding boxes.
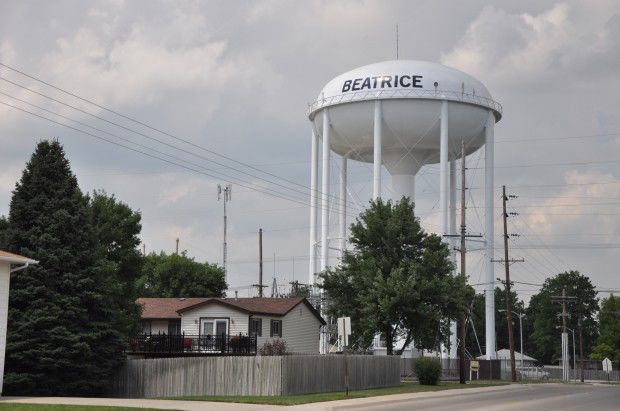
[0,0,618,303]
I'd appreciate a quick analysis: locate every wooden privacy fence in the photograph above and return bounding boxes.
[281,355,401,395]
[112,355,401,398]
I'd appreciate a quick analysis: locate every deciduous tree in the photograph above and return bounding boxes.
[90,190,143,337]
[321,198,473,355]
[526,271,598,364]
[137,251,227,298]
[592,294,620,360]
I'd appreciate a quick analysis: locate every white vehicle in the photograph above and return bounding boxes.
[518,366,550,380]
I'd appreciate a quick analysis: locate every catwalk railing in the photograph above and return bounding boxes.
[128,333,257,356]
[307,88,503,119]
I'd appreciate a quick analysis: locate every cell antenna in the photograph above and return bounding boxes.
[217,183,232,281]
[396,24,399,60]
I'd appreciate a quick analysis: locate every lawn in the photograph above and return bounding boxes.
[169,380,507,406]
[0,405,171,411]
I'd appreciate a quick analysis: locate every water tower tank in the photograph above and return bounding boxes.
[306,60,502,360]
[308,60,502,199]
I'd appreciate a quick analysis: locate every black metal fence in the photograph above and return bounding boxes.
[128,334,257,356]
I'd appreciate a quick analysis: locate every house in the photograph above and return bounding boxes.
[0,250,38,395]
[135,296,325,355]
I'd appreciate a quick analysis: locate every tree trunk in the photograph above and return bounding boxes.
[385,327,394,355]
[396,331,413,356]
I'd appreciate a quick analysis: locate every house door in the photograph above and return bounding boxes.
[200,318,229,352]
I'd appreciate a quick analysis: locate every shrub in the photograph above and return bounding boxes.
[413,357,442,385]
[259,339,288,355]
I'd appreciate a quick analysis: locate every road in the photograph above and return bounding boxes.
[2,384,618,410]
[350,384,619,411]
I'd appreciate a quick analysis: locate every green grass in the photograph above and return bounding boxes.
[0,405,170,411]
[168,380,507,406]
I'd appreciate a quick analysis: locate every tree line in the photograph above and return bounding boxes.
[2,140,618,395]
[0,140,227,395]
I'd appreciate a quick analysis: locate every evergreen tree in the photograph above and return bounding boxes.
[0,215,7,249]
[4,140,124,395]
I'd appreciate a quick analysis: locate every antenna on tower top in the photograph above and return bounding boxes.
[396,24,399,60]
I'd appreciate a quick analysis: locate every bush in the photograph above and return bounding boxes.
[259,339,287,355]
[413,357,442,385]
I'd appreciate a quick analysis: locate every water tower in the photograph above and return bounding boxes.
[306,60,502,359]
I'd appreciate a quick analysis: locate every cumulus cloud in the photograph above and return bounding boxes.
[0,0,619,294]
[442,2,620,89]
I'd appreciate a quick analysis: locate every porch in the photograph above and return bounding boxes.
[128,334,257,357]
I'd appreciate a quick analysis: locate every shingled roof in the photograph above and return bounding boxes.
[137,297,325,324]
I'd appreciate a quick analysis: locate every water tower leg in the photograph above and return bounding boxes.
[321,109,331,271]
[339,155,348,257]
[309,130,319,285]
[439,100,449,360]
[373,101,382,200]
[439,101,449,237]
[449,156,458,360]
[484,112,496,360]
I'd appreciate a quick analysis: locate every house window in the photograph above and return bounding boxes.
[168,319,181,335]
[250,318,262,337]
[270,320,282,338]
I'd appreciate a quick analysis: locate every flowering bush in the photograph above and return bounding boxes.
[259,339,288,355]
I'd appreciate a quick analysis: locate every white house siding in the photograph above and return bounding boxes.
[281,303,321,354]
[252,314,278,348]
[180,304,248,336]
[0,263,10,394]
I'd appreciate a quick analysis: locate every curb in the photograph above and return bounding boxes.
[325,384,524,411]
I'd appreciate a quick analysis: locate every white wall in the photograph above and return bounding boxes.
[180,303,248,336]
[0,262,10,395]
[281,303,321,354]
[178,301,321,353]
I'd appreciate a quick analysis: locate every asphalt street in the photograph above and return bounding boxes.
[2,384,619,410]
[352,384,620,411]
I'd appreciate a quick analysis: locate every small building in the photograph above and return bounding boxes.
[477,349,538,366]
[0,250,38,395]
[135,296,325,355]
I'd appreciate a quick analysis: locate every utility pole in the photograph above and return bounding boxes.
[442,141,482,384]
[175,237,179,254]
[552,288,577,382]
[578,316,584,383]
[492,186,523,382]
[253,228,267,297]
[458,141,467,385]
[218,184,232,279]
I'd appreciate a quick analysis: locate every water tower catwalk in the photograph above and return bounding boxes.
[306,60,502,359]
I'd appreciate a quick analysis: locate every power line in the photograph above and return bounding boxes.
[0,99,340,211]
[0,74,357,214]
[497,132,620,143]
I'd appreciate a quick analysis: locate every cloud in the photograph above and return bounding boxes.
[1,0,619,296]
[442,2,620,92]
